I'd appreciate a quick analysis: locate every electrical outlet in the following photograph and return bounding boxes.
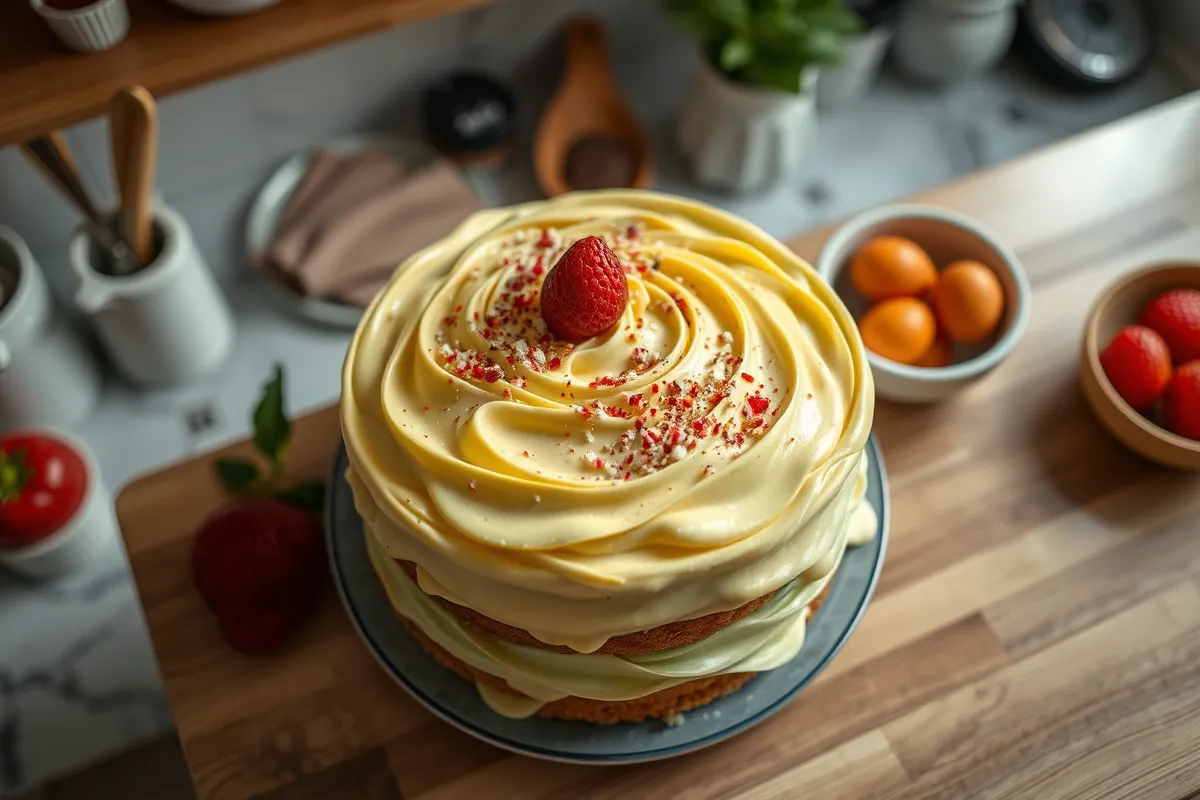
[182,401,220,437]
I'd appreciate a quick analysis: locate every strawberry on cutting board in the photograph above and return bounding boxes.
[192,365,327,654]
[0,432,89,549]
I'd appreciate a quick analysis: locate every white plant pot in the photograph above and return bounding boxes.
[817,26,894,110]
[678,56,819,194]
[894,0,1018,84]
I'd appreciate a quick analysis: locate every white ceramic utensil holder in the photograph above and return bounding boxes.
[893,0,1018,83]
[0,227,102,431]
[69,203,235,387]
[678,55,819,194]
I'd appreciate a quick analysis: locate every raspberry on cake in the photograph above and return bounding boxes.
[340,190,875,723]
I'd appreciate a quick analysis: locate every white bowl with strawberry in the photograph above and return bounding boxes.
[0,428,116,579]
[1080,263,1200,470]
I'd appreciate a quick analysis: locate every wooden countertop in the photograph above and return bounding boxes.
[117,91,1200,799]
[0,0,499,148]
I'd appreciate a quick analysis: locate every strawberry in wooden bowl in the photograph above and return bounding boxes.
[1080,263,1200,470]
[0,429,115,579]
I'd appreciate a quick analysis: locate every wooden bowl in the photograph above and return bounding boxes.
[1079,262,1200,470]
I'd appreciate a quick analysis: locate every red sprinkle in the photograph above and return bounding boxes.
[747,395,770,415]
[537,228,553,248]
[741,373,754,383]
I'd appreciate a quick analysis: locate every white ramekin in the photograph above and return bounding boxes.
[0,429,115,580]
[31,0,130,53]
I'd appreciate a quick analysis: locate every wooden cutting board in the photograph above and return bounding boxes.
[117,92,1200,800]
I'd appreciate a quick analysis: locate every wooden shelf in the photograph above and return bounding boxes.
[0,0,500,148]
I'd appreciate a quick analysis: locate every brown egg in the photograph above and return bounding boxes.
[849,236,938,302]
[858,297,937,365]
[933,260,1005,344]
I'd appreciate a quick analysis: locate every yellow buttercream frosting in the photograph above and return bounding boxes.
[342,190,874,653]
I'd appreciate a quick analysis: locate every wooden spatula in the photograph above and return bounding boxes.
[109,86,159,265]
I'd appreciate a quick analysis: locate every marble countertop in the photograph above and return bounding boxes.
[0,53,1188,793]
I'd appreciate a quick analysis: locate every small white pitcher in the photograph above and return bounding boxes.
[0,227,102,430]
[69,203,235,386]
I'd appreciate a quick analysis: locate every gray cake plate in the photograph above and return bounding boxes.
[325,436,889,764]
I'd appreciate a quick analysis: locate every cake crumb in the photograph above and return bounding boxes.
[533,494,542,503]
[662,711,686,727]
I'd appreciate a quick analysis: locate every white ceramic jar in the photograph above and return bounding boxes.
[678,55,819,194]
[0,227,102,430]
[893,0,1018,84]
[69,202,236,386]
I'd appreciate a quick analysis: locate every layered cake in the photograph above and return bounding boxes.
[341,190,875,723]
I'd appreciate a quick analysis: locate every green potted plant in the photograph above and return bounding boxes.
[666,0,861,192]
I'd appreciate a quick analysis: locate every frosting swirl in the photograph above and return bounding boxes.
[342,190,874,653]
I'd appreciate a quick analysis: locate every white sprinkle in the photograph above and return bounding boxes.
[531,347,547,367]
[719,331,733,343]
[584,430,595,443]
[513,339,529,357]
[439,343,455,359]
[533,495,542,503]
[670,445,687,462]
[663,711,686,727]
[585,450,600,464]
[468,480,477,491]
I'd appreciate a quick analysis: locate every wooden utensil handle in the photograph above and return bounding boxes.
[564,18,612,83]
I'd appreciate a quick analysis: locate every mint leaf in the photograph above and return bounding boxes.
[276,481,326,512]
[215,458,259,492]
[253,364,291,471]
[719,37,754,71]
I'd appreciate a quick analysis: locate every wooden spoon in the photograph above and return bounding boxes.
[109,86,159,266]
[534,18,653,198]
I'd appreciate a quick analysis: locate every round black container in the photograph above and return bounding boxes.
[1017,0,1154,90]
[422,71,518,164]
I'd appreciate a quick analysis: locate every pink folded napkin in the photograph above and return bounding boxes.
[260,148,484,308]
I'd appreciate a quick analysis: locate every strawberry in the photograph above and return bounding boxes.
[192,499,324,654]
[1162,360,1200,441]
[193,365,328,654]
[539,235,628,342]
[1138,288,1200,364]
[1099,325,1173,412]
